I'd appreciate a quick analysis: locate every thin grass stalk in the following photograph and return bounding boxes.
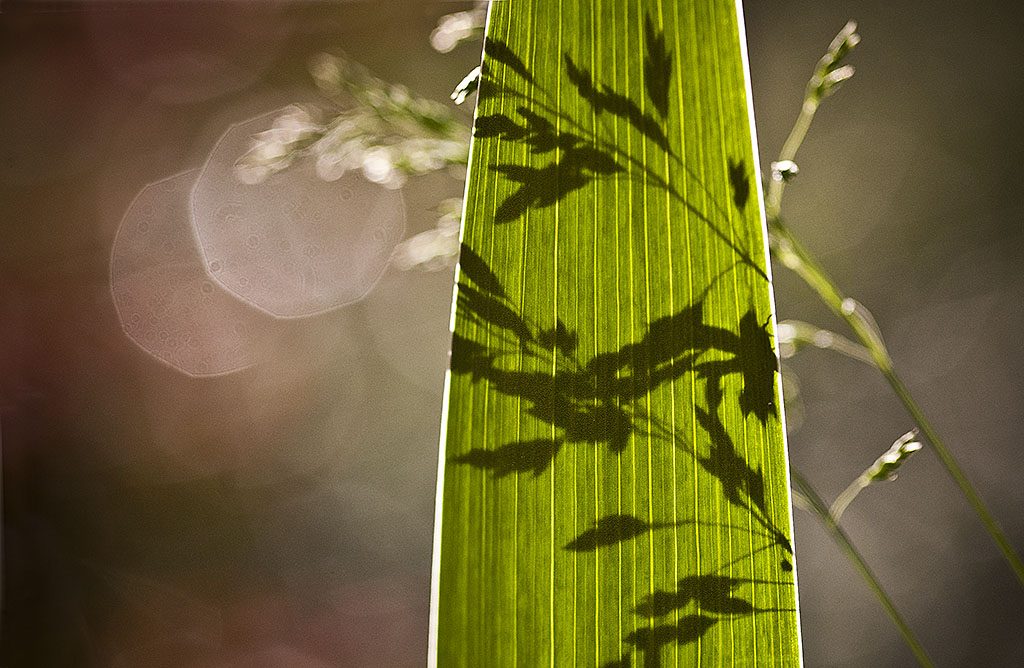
[790,469,935,668]
[764,25,1024,586]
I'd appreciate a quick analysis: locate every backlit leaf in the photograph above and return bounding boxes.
[431,2,801,665]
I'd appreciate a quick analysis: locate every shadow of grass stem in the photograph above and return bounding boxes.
[767,20,1024,587]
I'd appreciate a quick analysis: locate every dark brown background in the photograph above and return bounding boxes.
[2,1,1022,665]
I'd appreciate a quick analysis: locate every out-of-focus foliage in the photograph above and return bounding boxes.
[234,55,469,190]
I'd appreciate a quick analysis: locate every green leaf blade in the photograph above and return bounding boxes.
[433,1,801,666]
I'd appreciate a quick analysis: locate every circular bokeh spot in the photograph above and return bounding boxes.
[110,170,273,376]
[190,111,406,318]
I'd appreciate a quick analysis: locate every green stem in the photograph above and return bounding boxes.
[829,475,868,522]
[766,40,1024,584]
[778,319,875,366]
[765,98,816,218]
[791,470,935,668]
[887,371,1024,584]
[771,219,1024,586]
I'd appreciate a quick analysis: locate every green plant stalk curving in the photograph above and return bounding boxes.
[766,107,1024,586]
[789,470,935,668]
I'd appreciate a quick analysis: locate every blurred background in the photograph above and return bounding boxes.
[1,1,1021,666]
[746,1,1024,665]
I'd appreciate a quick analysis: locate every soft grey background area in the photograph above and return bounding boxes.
[1,1,1021,666]
[2,3,466,665]
[746,1,1024,665]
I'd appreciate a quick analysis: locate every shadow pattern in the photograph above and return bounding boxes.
[643,15,673,118]
[564,513,676,552]
[727,158,751,212]
[475,107,623,223]
[474,21,769,284]
[446,10,793,665]
[448,246,791,663]
[623,574,795,667]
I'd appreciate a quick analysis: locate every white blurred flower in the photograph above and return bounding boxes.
[409,98,446,120]
[315,152,348,182]
[308,53,342,89]
[865,429,923,483]
[826,20,860,62]
[819,64,856,97]
[438,139,469,162]
[430,9,484,53]
[365,88,388,109]
[830,428,924,521]
[362,146,395,184]
[392,227,459,271]
[771,159,800,183]
[273,105,319,138]
[248,138,289,163]
[450,66,481,105]
[240,54,470,188]
[233,160,274,185]
[808,20,860,102]
[401,139,445,172]
[234,139,295,184]
[389,84,411,107]
[392,198,463,271]
[314,133,368,182]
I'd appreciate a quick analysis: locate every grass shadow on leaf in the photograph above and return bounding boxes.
[449,252,789,555]
[473,35,770,282]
